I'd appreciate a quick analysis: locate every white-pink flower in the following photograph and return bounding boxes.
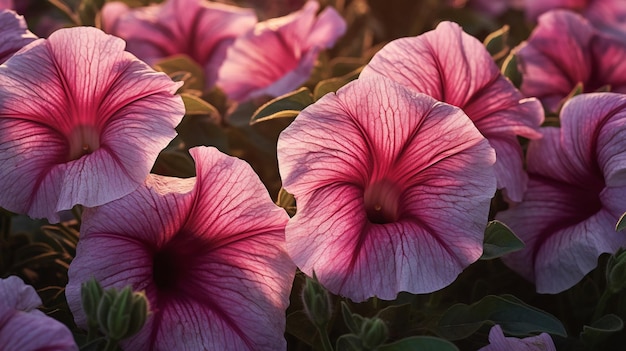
[0,276,77,351]
[278,75,496,302]
[0,26,184,222]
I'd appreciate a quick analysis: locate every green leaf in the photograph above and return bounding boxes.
[616,212,626,231]
[480,220,525,260]
[341,302,360,335]
[483,25,510,61]
[250,87,314,125]
[335,334,363,351]
[581,314,623,346]
[501,53,521,88]
[436,294,567,340]
[153,55,205,91]
[180,94,221,120]
[313,66,362,100]
[379,336,459,351]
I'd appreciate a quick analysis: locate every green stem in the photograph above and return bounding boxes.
[592,290,613,322]
[102,338,119,351]
[318,327,334,351]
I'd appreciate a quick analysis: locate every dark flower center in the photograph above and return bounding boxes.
[364,179,402,224]
[152,231,208,294]
[67,125,100,161]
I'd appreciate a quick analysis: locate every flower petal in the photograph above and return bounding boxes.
[478,325,556,351]
[0,306,77,351]
[0,10,36,64]
[0,276,41,311]
[217,1,346,101]
[361,21,542,201]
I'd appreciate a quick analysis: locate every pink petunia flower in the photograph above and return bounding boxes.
[277,76,496,302]
[360,21,543,202]
[0,276,77,351]
[0,26,184,222]
[66,146,295,350]
[496,93,626,293]
[478,325,556,351]
[525,0,626,35]
[0,9,36,64]
[515,10,626,112]
[216,0,346,102]
[101,0,257,87]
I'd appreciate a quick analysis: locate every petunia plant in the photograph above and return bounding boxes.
[2,0,626,350]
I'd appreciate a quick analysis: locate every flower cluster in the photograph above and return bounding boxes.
[1,0,626,350]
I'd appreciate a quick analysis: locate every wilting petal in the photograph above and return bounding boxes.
[0,276,77,351]
[497,93,626,293]
[478,325,556,351]
[361,21,542,201]
[516,10,626,112]
[278,76,496,301]
[102,0,256,87]
[0,10,36,64]
[67,146,294,350]
[0,26,184,222]
[217,1,346,101]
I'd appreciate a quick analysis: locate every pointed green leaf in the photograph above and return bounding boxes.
[336,334,363,351]
[250,87,314,125]
[180,93,220,121]
[379,336,459,351]
[341,302,360,335]
[153,55,205,91]
[616,212,626,231]
[581,314,623,346]
[480,220,525,260]
[484,25,510,61]
[313,66,363,100]
[436,294,566,340]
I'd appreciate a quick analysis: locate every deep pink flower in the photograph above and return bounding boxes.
[516,10,626,112]
[66,146,295,350]
[0,276,77,351]
[216,0,346,101]
[102,0,257,87]
[277,76,496,302]
[0,10,36,64]
[360,21,543,202]
[0,0,12,9]
[496,93,626,293]
[525,0,626,35]
[478,325,556,351]
[0,26,184,222]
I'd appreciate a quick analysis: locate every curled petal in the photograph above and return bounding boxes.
[478,325,556,351]
[0,9,36,64]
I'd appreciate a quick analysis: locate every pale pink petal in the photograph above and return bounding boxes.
[0,277,77,351]
[361,21,542,201]
[217,1,346,101]
[0,276,41,311]
[516,10,626,111]
[497,94,626,293]
[0,26,184,222]
[0,10,36,64]
[478,325,557,351]
[278,76,496,301]
[102,0,257,87]
[67,146,294,350]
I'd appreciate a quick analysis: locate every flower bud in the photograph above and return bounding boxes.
[96,286,150,341]
[359,317,388,350]
[81,278,103,330]
[301,272,332,328]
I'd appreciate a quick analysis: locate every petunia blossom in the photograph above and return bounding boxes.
[101,0,257,87]
[0,26,184,222]
[277,76,496,302]
[66,146,295,350]
[524,0,626,36]
[478,325,556,351]
[0,9,36,64]
[496,93,626,294]
[515,10,626,112]
[360,21,543,202]
[216,0,346,102]
[0,276,77,351]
